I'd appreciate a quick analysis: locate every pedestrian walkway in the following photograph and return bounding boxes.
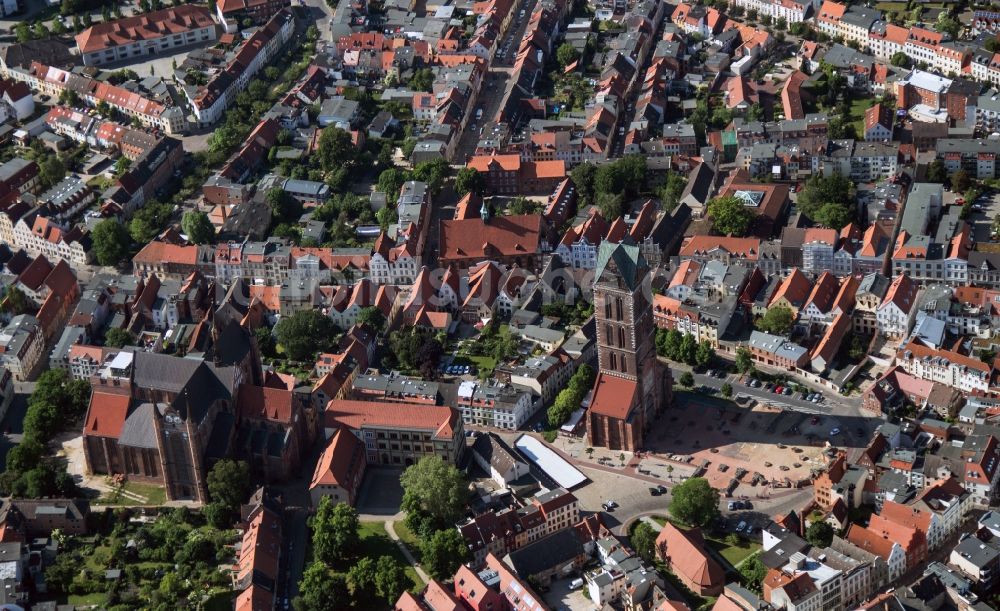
[385,519,430,584]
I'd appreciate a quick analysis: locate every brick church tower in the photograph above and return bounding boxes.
[586,241,672,451]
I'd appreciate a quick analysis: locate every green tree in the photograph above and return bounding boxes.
[757,305,795,335]
[401,456,467,534]
[936,13,960,39]
[796,173,854,219]
[206,459,251,521]
[695,341,715,369]
[91,219,129,266]
[679,333,698,365]
[38,157,66,190]
[411,158,451,194]
[378,167,409,203]
[455,167,485,196]
[890,51,910,68]
[570,162,597,204]
[708,195,753,236]
[375,556,407,604]
[356,306,387,334]
[669,477,720,527]
[679,371,694,387]
[312,497,360,564]
[660,171,686,211]
[806,521,834,547]
[317,127,355,172]
[813,202,853,230]
[595,191,625,220]
[14,23,31,43]
[926,159,948,183]
[274,309,340,361]
[951,169,972,193]
[739,551,767,594]
[556,42,580,67]
[736,347,754,373]
[296,562,348,611]
[104,327,132,348]
[422,528,470,579]
[721,382,733,398]
[23,370,91,443]
[594,163,625,195]
[1,286,29,316]
[181,211,214,244]
[409,67,435,92]
[346,556,376,596]
[631,522,657,562]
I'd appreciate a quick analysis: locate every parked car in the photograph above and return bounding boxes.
[830,428,841,436]
[650,487,661,496]
[736,521,747,532]
[728,501,737,510]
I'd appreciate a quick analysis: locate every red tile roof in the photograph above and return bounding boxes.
[655,523,725,590]
[588,372,638,420]
[439,215,544,262]
[84,391,130,439]
[310,426,366,490]
[324,399,459,440]
[237,385,295,423]
[133,241,199,266]
[76,5,215,54]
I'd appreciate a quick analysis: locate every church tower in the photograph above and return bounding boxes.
[586,241,671,451]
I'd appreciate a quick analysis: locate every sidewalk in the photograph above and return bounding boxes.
[385,519,430,584]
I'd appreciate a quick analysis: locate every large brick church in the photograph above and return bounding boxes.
[586,241,672,451]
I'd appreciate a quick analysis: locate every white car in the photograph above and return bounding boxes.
[830,428,841,436]
[736,521,747,533]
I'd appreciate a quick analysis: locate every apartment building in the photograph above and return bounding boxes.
[456,379,535,430]
[75,5,217,66]
[896,339,992,393]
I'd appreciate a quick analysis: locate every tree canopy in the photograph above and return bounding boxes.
[401,456,468,535]
[669,477,720,527]
[91,219,130,266]
[312,497,360,564]
[708,195,753,236]
[455,167,485,196]
[422,528,470,579]
[806,521,834,548]
[181,211,215,244]
[757,305,795,335]
[548,364,594,427]
[556,42,580,67]
[274,309,340,361]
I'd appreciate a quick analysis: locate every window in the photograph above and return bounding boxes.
[605,323,613,343]
[620,354,627,374]
[604,299,612,319]
[618,327,626,348]
[609,352,617,370]
[616,297,624,320]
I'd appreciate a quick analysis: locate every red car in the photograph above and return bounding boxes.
[774,386,784,394]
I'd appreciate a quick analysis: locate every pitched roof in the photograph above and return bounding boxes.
[679,236,760,259]
[769,267,812,308]
[324,399,459,440]
[75,5,215,54]
[133,241,199,266]
[588,372,639,420]
[439,215,544,261]
[310,426,366,490]
[237,385,295,423]
[84,391,130,439]
[655,523,725,590]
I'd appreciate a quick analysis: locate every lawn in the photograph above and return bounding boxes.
[358,521,424,591]
[707,538,762,567]
[68,592,107,606]
[95,480,167,506]
[874,1,906,10]
[647,514,760,568]
[392,520,422,563]
[848,97,873,136]
[453,354,496,375]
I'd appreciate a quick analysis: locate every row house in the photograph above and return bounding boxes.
[853,272,890,335]
[936,138,1000,180]
[457,488,580,567]
[11,214,90,267]
[13,63,186,134]
[817,1,879,47]
[102,136,185,218]
[868,21,907,62]
[495,350,574,407]
[732,0,813,22]
[876,273,918,339]
[0,315,44,381]
[896,339,992,394]
[203,118,281,207]
[187,10,295,126]
[456,379,535,430]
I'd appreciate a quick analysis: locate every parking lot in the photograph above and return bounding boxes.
[966,190,1000,244]
[541,577,593,611]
